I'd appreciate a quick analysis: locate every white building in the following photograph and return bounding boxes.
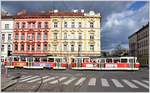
[1,16,13,63]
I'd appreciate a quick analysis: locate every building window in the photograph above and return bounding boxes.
[31,45,34,51]
[54,45,57,51]
[90,22,94,28]
[64,22,67,28]
[71,45,74,52]
[71,33,75,40]
[79,22,82,28]
[32,33,34,40]
[78,45,82,52]
[15,33,18,40]
[8,45,11,51]
[5,24,9,29]
[45,22,48,28]
[64,33,67,39]
[2,34,5,40]
[90,45,94,51]
[21,44,24,51]
[16,22,19,29]
[54,22,58,28]
[21,33,25,40]
[27,45,30,51]
[22,22,25,28]
[43,33,47,40]
[90,33,94,40]
[44,44,47,51]
[38,22,41,28]
[1,45,4,52]
[64,44,67,51]
[32,23,35,28]
[37,33,41,40]
[8,34,12,40]
[28,23,31,28]
[53,33,57,40]
[71,22,75,28]
[27,34,30,40]
[37,44,40,51]
[15,44,18,51]
[78,33,82,39]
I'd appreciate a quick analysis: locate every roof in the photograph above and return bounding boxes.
[13,11,84,19]
[128,23,149,39]
[1,16,13,19]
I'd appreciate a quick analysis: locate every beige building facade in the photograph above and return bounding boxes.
[128,23,149,66]
[48,10,101,58]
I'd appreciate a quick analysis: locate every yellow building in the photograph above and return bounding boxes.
[48,10,101,59]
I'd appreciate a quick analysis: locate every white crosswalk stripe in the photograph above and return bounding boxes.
[63,77,76,85]
[19,76,39,82]
[101,78,110,87]
[49,77,68,84]
[20,75,32,80]
[88,78,96,86]
[75,77,86,86]
[122,79,138,88]
[27,76,49,83]
[38,76,58,83]
[132,80,149,89]
[142,80,149,84]
[111,79,124,88]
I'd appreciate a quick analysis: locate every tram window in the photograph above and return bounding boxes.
[121,59,127,63]
[129,59,134,63]
[34,58,40,62]
[83,58,89,62]
[14,57,19,61]
[21,57,26,61]
[71,59,75,63]
[113,59,120,63]
[48,58,54,62]
[106,59,112,63]
[42,58,47,62]
[101,59,105,63]
[55,59,61,63]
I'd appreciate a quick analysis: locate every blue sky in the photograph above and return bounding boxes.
[1,1,149,51]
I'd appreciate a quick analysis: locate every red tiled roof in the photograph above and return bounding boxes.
[14,11,84,19]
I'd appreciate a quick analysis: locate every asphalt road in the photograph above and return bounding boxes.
[1,66,149,92]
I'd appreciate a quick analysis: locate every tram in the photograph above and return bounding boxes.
[71,57,140,70]
[5,56,68,69]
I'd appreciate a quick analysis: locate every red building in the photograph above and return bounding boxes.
[13,11,50,57]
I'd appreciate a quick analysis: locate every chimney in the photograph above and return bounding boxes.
[54,9,58,13]
[73,9,78,13]
[81,9,84,13]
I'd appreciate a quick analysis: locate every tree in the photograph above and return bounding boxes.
[112,43,129,57]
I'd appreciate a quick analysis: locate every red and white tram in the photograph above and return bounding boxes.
[71,57,140,70]
[5,56,68,69]
[5,56,27,68]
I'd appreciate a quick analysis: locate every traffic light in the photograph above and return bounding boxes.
[8,50,12,56]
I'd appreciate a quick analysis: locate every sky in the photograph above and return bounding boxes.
[1,1,149,51]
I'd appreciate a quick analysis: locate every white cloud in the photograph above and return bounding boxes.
[102,3,149,50]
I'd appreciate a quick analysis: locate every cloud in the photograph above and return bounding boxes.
[102,2,149,50]
[1,1,149,51]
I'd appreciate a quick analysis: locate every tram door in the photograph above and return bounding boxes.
[27,57,33,66]
[129,58,135,68]
[100,58,105,68]
[55,58,61,68]
[77,58,82,67]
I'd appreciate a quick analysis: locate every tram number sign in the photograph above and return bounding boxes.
[105,64,117,68]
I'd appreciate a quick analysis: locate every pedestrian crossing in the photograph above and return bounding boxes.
[19,75,149,89]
